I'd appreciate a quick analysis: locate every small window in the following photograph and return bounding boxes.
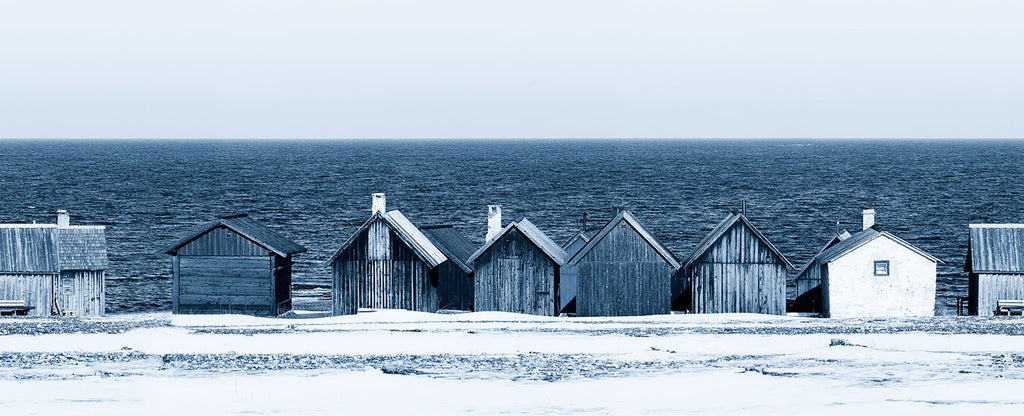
[873,260,890,276]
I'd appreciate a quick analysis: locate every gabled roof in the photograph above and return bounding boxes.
[815,225,941,264]
[566,210,680,269]
[0,226,59,273]
[561,231,591,251]
[681,213,794,270]
[164,214,306,257]
[325,210,447,268]
[55,227,109,270]
[795,230,849,279]
[467,218,568,266]
[421,225,476,274]
[0,224,108,273]
[966,224,1024,274]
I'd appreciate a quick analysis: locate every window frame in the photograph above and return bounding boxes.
[873,260,890,276]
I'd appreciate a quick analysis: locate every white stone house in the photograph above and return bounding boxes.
[795,209,941,318]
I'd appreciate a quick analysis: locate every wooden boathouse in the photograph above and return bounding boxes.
[420,224,476,311]
[562,208,680,317]
[676,212,792,315]
[327,193,473,315]
[164,214,306,316]
[468,205,568,316]
[0,210,108,316]
[965,224,1024,315]
[792,230,850,314]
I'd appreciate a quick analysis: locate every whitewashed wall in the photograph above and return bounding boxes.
[824,236,936,318]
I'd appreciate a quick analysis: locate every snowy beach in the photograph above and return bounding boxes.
[2,312,1024,414]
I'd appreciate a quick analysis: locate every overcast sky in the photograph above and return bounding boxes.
[1,1,1021,139]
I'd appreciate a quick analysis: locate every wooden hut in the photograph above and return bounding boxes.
[164,214,306,316]
[562,208,680,317]
[468,205,568,316]
[792,230,850,314]
[965,224,1024,315]
[327,193,473,315]
[794,209,940,318]
[560,230,596,314]
[0,210,107,316]
[421,225,476,311]
[677,213,793,315]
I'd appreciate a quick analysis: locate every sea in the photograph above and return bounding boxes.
[0,139,1021,315]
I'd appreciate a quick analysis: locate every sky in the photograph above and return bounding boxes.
[0,0,1022,139]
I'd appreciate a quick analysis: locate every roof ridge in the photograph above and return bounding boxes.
[566,210,679,268]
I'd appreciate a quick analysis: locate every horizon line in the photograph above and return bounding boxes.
[1,137,1022,141]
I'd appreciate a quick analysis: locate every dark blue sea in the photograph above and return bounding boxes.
[1,140,1021,315]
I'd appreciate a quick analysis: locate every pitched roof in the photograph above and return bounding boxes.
[966,224,1024,273]
[164,214,306,257]
[0,226,59,273]
[325,210,447,268]
[795,230,849,279]
[681,213,794,270]
[55,227,109,270]
[561,231,591,251]
[0,224,108,273]
[815,225,941,264]
[421,225,476,274]
[566,210,680,269]
[467,218,568,266]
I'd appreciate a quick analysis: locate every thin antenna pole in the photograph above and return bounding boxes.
[741,200,746,216]
[582,212,588,232]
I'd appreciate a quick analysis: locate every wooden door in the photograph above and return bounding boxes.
[56,273,76,316]
[498,257,523,313]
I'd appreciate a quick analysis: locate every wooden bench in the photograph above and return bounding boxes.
[995,300,1024,316]
[0,300,34,316]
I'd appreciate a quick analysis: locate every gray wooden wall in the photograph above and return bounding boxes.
[792,262,823,313]
[176,226,270,257]
[574,223,673,317]
[437,262,473,311]
[686,222,788,315]
[473,229,557,316]
[56,270,104,316]
[332,222,440,315]
[172,226,285,316]
[0,273,53,316]
[971,273,1024,315]
[175,256,275,315]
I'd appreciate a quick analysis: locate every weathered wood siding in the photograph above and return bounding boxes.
[437,262,473,311]
[176,226,271,257]
[687,222,788,315]
[972,273,1024,315]
[56,270,104,316]
[0,228,58,273]
[0,273,53,316]
[575,222,673,317]
[175,256,275,316]
[792,262,823,313]
[332,224,440,315]
[474,229,557,316]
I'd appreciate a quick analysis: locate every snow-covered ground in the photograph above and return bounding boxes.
[2,311,1024,414]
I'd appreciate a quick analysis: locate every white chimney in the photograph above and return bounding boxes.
[57,210,70,227]
[486,205,502,241]
[862,209,875,231]
[371,193,386,214]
